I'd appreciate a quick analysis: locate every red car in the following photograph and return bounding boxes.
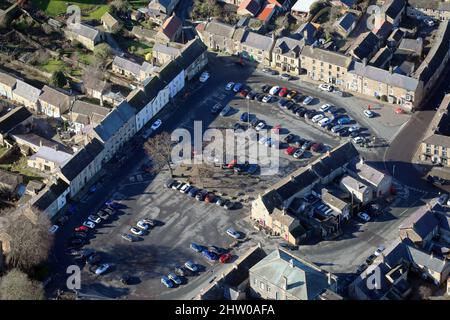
[205,193,216,203]
[278,87,288,97]
[227,159,237,169]
[219,253,231,263]
[272,124,282,134]
[75,226,89,232]
[395,108,405,114]
[285,146,298,155]
[311,143,323,152]
[239,90,248,97]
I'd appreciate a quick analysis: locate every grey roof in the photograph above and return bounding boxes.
[301,46,350,67]
[60,138,104,181]
[101,12,120,28]
[351,32,380,60]
[311,142,359,177]
[406,245,448,273]
[13,80,41,103]
[0,71,17,88]
[29,146,73,166]
[370,47,393,68]
[175,38,207,69]
[240,30,273,51]
[153,42,182,57]
[347,160,390,187]
[336,12,357,33]
[143,76,166,101]
[382,0,406,20]
[274,37,303,54]
[93,101,135,142]
[340,175,370,193]
[348,61,420,91]
[204,21,236,38]
[398,38,423,52]
[33,179,69,211]
[439,1,450,11]
[250,249,333,300]
[399,200,439,238]
[71,101,110,118]
[38,85,71,110]
[68,23,100,41]
[12,133,59,149]
[0,107,32,134]
[157,59,183,84]
[127,89,149,112]
[321,190,348,211]
[113,56,142,76]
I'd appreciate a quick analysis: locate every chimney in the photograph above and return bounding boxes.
[327,272,332,285]
[389,65,394,74]
[359,157,364,165]
[289,258,294,268]
[362,57,368,66]
[283,275,288,290]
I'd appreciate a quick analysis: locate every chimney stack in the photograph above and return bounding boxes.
[289,258,294,268]
[327,272,332,285]
[283,275,288,290]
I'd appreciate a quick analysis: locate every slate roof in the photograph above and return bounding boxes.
[93,101,135,143]
[351,32,380,60]
[175,38,207,69]
[13,80,41,103]
[60,138,104,181]
[240,30,274,51]
[238,0,261,16]
[414,21,450,83]
[0,107,32,134]
[33,179,69,211]
[68,23,99,41]
[406,245,448,273]
[159,15,182,39]
[294,22,318,44]
[250,249,333,300]
[153,42,182,57]
[204,21,236,38]
[274,37,303,55]
[0,71,17,88]
[12,133,59,149]
[127,89,149,112]
[399,200,439,239]
[71,101,110,118]
[301,46,350,67]
[336,12,357,33]
[29,146,73,166]
[339,0,356,7]
[101,12,120,29]
[113,56,142,76]
[157,59,183,84]
[347,160,389,187]
[382,0,406,20]
[39,85,71,110]
[143,76,166,101]
[348,61,420,91]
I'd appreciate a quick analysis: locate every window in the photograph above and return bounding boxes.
[260,282,265,290]
[337,67,340,72]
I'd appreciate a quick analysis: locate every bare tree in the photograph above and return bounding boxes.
[144,132,175,177]
[6,208,54,272]
[0,268,45,300]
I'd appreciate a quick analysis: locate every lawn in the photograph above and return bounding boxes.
[31,0,110,20]
[129,0,149,9]
[0,156,44,183]
[39,59,65,73]
[124,39,153,57]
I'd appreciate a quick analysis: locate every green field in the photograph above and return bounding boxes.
[31,0,110,20]
[39,59,65,73]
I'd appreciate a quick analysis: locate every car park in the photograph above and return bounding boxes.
[225,82,235,91]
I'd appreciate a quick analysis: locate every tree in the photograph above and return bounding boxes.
[94,43,112,61]
[110,0,130,14]
[6,209,54,273]
[51,70,67,88]
[0,269,45,300]
[144,132,175,177]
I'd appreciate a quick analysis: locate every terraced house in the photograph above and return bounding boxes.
[271,36,303,75]
[0,71,16,99]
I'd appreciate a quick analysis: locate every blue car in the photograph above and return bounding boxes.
[105,200,119,209]
[161,276,173,288]
[278,98,288,108]
[233,83,243,93]
[202,250,218,261]
[246,164,258,175]
[188,187,199,197]
[190,242,204,253]
[240,112,249,122]
[337,117,351,125]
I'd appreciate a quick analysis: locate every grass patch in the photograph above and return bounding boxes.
[30,0,109,20]
[125,39,153,57]
[129,0,149,9]
[0,156,44,183]
[79,53,93,65]
[39,59,65,73]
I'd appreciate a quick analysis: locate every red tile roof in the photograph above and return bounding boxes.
[160,15,182,39]
[257,3,276,22]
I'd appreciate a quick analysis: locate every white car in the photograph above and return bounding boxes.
[49,225,59,234]
[318,117,331,127]
[151,119,162,130]
[262,95,272,103]
[88,215,101,224]
[357,212,371,222]
[226,227,241,239]
[349,125,360,133]
[255,122,266,131]
[374,246,385,256]
[137,220,150,230]
[95,263,110,275]
[180,184,191,193]
[302,96,314,105]
[320,103,332,112]
[130,227,144,236]
[184,260,198,272]
[258,136,268,144]
[293,149,304,159]
[352,136,364,144]
[83,221,96,229]
[199,71,210,83]
[269,86,280,95]
[311,114,324,123]
[424,18,434,27]
[363,110,374,118]
[319,84,333,92]
[225,82,235,91]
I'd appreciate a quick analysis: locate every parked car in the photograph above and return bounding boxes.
[301,140,313,150]
[219,253,232,263]
[357,212,371,222]
[239,89,248,97]
[199,71,210,83]
[293,148,304,159]
[180,183,192,193]
[151,119,162,131]
[318,117,331,127]
[130,227,144,236]
[210,103,223,114]
[366,254,377,265]
[352,136,364,144]
[246,164,258,175]
[190,242,204,253]
[337,116,351,125]
[261,84,271,93]
[75,226,89,233]
[262,95,272,103]
[188,187,199,197]
[374,246,385,256]
[185,260,198,272]
[269,86,280,95]
[255,93,265,101]
[225,82,235,91]
[164,179,176,188]
[287,90,297,99]
[364,109,375,118]
[216,197,227,206]
[311,142,324,152]
[320,104,332,112]
[280,243,299,251]
[121,233,137,242]
[226,227,240,239]
[174,265,185,277]
[285,146,298,155]
[284,133,295,143]
[95,263,110,275]
[240,112,249,122]
[246,91,257,100]
[168,272,182,285]
[97,210,109,220]
[82,221,96,229]
[195,190,208,201]
[280,73,292,81]
[161,276,173,288]
[285,101,295,110]
[278,87,288,97]
[224,200,235,210]
[319,84,333,92]
[438,193,449,205]
[202,250,218,261]
[302,96,314,105]
[87,254,101,266]
[278,98,288,108]
[255,121,266,131]
[205,193,216,203]
[311,114,324,123]
[233,83,243,92]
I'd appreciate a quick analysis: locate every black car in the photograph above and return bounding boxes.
[120,273,131,285]
[291,106,299,114]
[233,123,243,131]
[324,123,334,131]
[293,95,304,103]
[304,110,317,119]
[97,210,110,220]
[255,93,265,102]
[278,98,288,108]
[195,190,208,201]
[67,249,82,257]
[165,179,176,188]
[246,91,257,100]
[250,118,260,127]
[224,200,235,210]
[284,134,295,143]
[188,187,199,197]
[174,266,186,277]
[366,254,377,265]
[285,101,295,110]
[209,246,228,255]
[261,84,271,93]
[87,254,101,266]
[72,232,88,239]
[68,238,86,247]
[350,131,360,138]
[295,107,307,117]
[339,128,350,137]
[280,73,292,81]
